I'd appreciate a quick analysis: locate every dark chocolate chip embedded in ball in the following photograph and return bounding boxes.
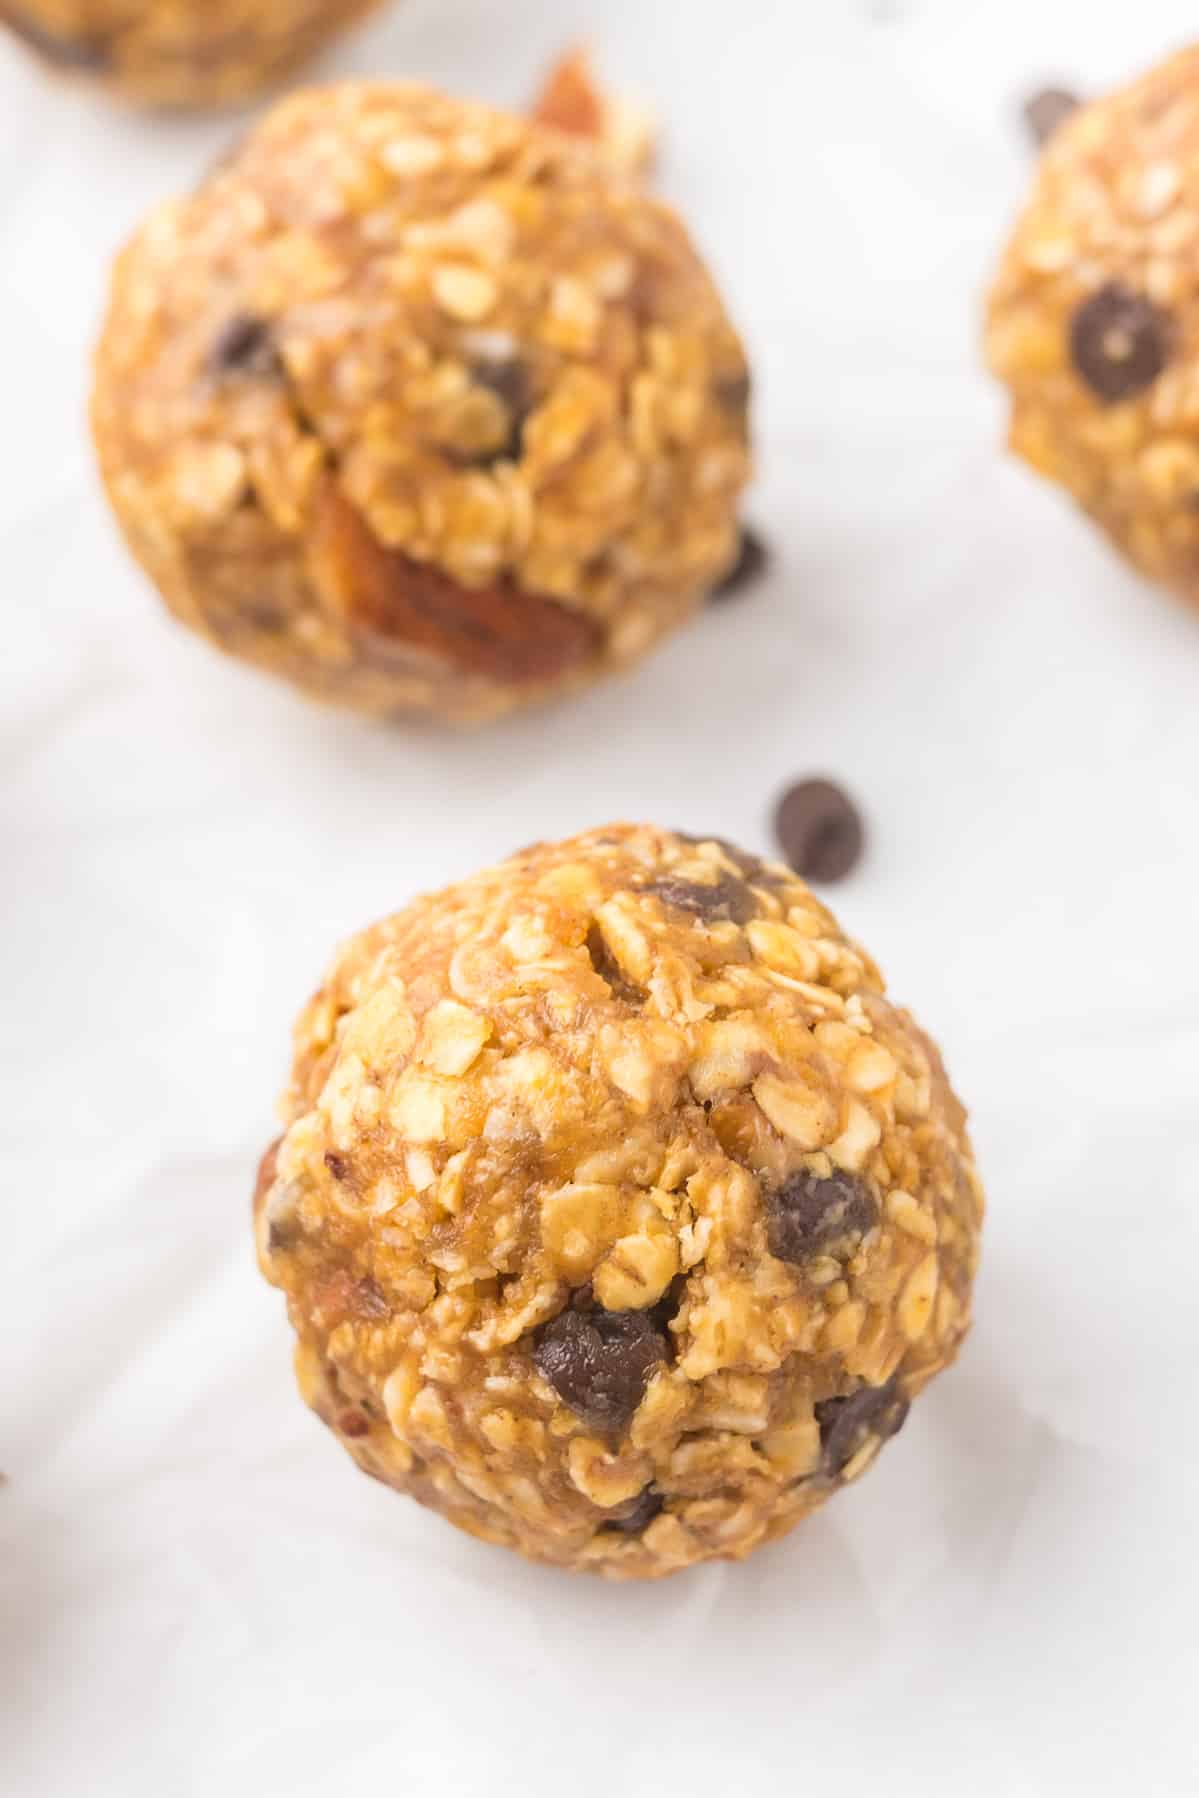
[714,368,751,414]
[1023,86,1080,148]
[773,778,864,883]
[645,872,756,926]
[585,921,646,1005]
[1069,284,1172,405]
[471,355,534,421]
[209,311,283,379]
[467,355,536,465]
[710,526,769,603]
[815,1379,910,1476]
[767,1170,877,1264]
[601,1486,664,1535]
[534,1307,668,1432]
[713,368,752,439]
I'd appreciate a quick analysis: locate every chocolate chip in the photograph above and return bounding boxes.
[1,6,109,67]
[710,526,769,603]
[773,778,864,883]
[208,312,282,379]
[534,1308,668,1432]
[469,357,535,463]
[1069,284,1171,405]
[585,921,645,1005]
[324,1151,349,1181]
[713,368,752,424]
[815,1379,909,1476]
[767,1171,877,1264]
[601,1487,664,1535]
[1023,86,1080,148]
[645,872,756,925]
[337,1409,370,1439]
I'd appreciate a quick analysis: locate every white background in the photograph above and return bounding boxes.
[4,1,1198,1792]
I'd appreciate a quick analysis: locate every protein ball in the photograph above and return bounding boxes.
[0,0,383,108]
[91,84,751,723]
[986,45,1199,608]
[253,824,983,1580]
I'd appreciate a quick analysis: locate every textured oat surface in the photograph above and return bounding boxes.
[0,0,382,106]
[255,825,982,1577]
[10,2,1199,1790]
[987,43,1199,607]
[92,82,750,721]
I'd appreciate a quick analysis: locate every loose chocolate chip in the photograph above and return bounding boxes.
[208,312,282,379]
[710,526,769,603]
[602,1487,664,1535]
[767,1171,877,1264]
[773,778,864,883]
[324,1151,349,1181]
[1,7,109,67]
[645,872,756,925]
[534,1307,668,1432]
[815,1379,910,1476]
[1023,86,1080,148]
[1070,284,1171,405]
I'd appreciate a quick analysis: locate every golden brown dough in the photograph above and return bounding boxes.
[1,0,383,108]
[254,825,984,1579]
[92,83,750,722]
[988,44,1199,608]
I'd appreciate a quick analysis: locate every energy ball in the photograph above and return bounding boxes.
[0,0,382,108]
[91,84,751,723]
[254,824,983,1580]
[987,45,1199,608]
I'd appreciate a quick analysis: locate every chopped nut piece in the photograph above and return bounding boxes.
[529,46,658,176]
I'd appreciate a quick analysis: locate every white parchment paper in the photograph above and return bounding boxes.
[4,2,1198,1793]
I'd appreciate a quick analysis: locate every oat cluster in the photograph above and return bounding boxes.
[254,825,983,1579]
[92,83,751,721]
[987,44,1199,607]
[1,0,381,107]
